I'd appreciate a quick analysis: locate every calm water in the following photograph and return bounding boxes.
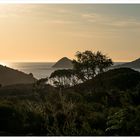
[5,62,56,79]
[2,62,140,79]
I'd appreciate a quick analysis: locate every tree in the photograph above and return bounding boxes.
[72,50,113,81]
[49,69,78,88]
[95,51,113,74]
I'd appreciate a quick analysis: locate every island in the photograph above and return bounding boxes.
[52,57,73,69]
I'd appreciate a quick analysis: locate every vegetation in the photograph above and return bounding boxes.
[72,50,113,81]
[49,69,78,88]
[0,50,140,136]
[49,50,113,88]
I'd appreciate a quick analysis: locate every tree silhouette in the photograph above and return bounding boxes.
[72,50,113,81]
[49,69,78,88]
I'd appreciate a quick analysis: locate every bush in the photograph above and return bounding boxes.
[0,103,24,135]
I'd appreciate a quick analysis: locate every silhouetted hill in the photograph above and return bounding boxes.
[0,65,36,86]
[52,57,73,69]
[113,58,140,69]
[76,68,140,91]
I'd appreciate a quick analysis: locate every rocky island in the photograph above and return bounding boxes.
[52,57,73,69]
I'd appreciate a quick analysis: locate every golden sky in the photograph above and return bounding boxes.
[0,4,140,62]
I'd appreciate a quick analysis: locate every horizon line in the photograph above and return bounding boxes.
[0,60,129,63]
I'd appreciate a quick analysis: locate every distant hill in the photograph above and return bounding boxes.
[76,68,140,91]
[113,58,140,69]
[52,57,73,69]
[0,65,36,86]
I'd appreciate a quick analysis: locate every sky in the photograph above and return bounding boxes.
[0,4,140,62]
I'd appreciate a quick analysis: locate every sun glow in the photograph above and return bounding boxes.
[0,61,9,67]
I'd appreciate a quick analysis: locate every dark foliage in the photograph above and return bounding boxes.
[0,68,140,136]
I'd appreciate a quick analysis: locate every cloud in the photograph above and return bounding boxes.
[44,19,75,25]
[81,12,140,29]
[107,20,140,28]
[81,13,102,23]
[1,4,140,31]
[0,5,39,18]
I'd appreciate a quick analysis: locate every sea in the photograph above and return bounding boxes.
[5,62,56,79]
[2,62,140,79]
